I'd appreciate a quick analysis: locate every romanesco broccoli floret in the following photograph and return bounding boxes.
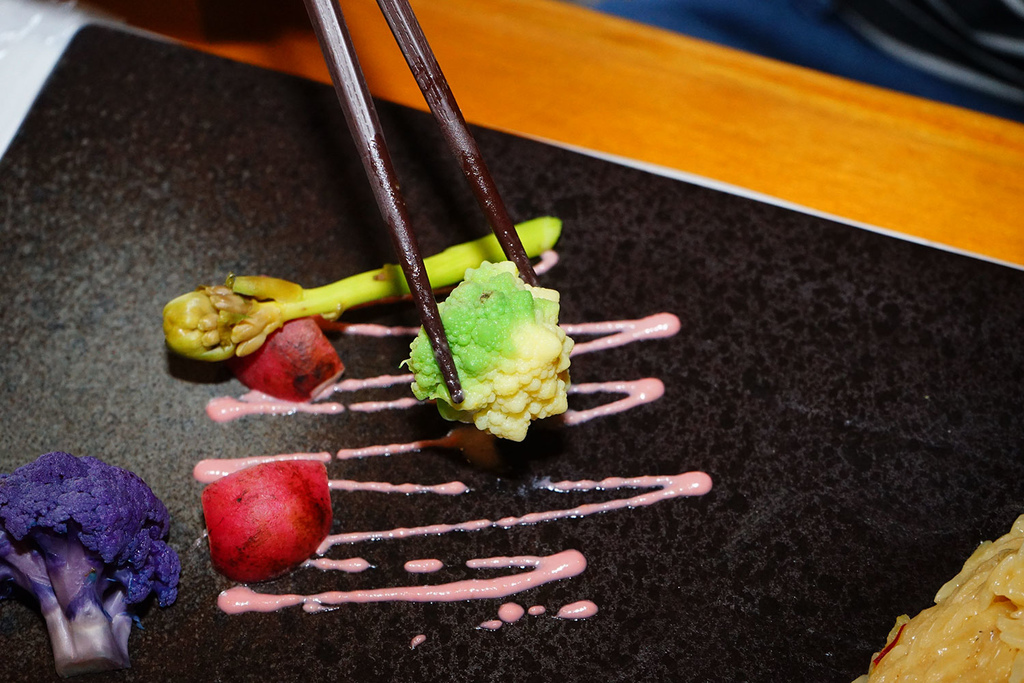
[405,261,573,441]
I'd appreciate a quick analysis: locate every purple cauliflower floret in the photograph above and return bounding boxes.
[0,452,180,678]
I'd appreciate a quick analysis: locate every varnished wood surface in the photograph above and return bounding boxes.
[92,0,1024,266]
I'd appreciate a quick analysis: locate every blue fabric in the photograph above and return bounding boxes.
[592,0,1024,121]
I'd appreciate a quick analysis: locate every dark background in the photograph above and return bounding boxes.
[0,26,1021,682]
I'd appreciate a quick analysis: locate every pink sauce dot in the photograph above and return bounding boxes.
[528,605,546,616]
[498,602,525,623]
[304,557,373,573]
[404,558,444,573]
[410,634,427,649]
[478,620,503,631]
[555,600,599,620]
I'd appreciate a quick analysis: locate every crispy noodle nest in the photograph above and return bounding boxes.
[856,514,1024,682]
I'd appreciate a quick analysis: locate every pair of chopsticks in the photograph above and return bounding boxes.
[302,0,539,405]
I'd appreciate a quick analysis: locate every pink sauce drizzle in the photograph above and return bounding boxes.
[206,391,346,422]
[410,634,427,649]
[196,279,709,626]
[217,549,587,615]
[317,472,711,552]
[193,452,331,483]
[314,373,415,399]
[404,559,444,573]
[303,557,373,573]
[327,309,674,361]
[192,456,468,495]
[555,600,598,620]
[336,436,447,461]
[203,313,680,424]
[498,602,525,623]
[348,397,421,412]
[528,605,546,616]
[532,250,559,276]
[329,479,468,496]
[206,375,414,423]
[562,379,665,426]
[333,323,419,339]
[328,379,665,463]
[565,313,680,356]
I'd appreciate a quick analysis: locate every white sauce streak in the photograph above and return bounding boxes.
[218,550,587,615]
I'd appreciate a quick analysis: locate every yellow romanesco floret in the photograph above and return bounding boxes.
[404,261,573,441]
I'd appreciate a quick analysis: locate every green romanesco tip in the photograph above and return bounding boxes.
[405,260,573,441]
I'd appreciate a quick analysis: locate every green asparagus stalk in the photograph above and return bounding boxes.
[162,217,562,361]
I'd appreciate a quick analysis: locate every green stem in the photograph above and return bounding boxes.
[275,216,561,321]
[164,217,562,361]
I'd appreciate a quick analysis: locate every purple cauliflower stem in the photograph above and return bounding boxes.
[0,452,180,678]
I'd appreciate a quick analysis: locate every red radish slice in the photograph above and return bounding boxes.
[202,460,333,582]
[226,318,343,401]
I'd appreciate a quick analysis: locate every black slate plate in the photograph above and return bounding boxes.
[1,25,1022,683]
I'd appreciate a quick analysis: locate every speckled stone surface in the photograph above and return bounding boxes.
[1,25,1022,683]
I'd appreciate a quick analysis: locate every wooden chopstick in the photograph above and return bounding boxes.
[302,0,464,404]
[375,0,540,287]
